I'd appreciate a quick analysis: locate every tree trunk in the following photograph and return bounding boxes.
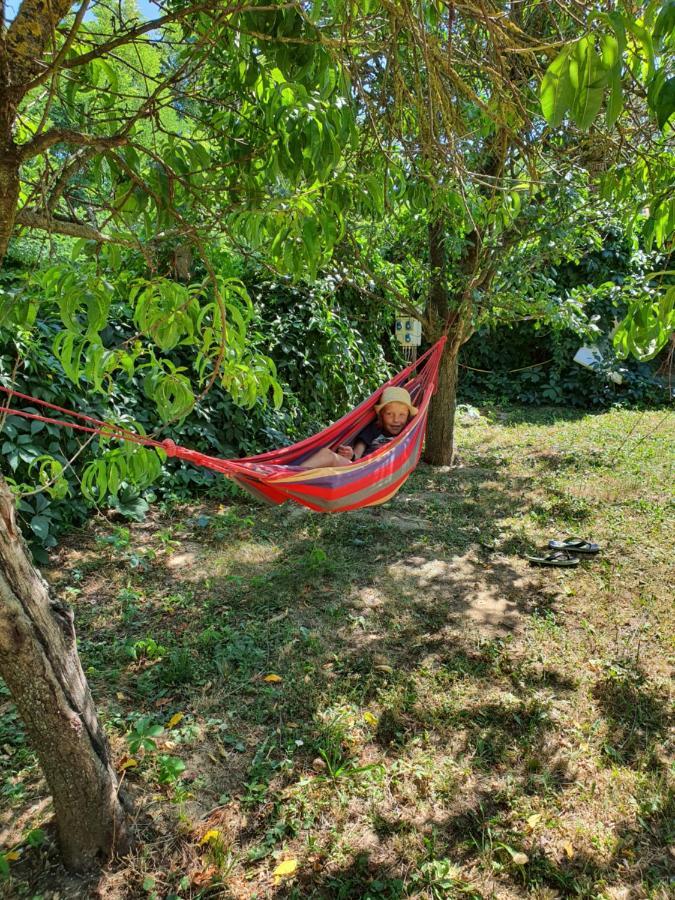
[424,339,459,465]
[0,477,130,871]
[424,216,460,465]
[0,145,20,262]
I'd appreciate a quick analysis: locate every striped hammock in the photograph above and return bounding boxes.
[0,337,447,514]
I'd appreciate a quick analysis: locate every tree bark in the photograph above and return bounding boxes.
[424,338,460,465]
[0,477,130,871]
[423,216,477,465]
[424,216,461,465]
[0,145,20,262]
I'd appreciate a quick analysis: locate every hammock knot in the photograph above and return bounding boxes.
[162,438,178,457]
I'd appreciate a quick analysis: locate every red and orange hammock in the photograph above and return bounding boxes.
[0,337,446,513]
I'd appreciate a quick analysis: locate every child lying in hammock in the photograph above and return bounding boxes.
[299,387,418,469]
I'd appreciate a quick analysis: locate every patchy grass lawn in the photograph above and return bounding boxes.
[1,406,673,899]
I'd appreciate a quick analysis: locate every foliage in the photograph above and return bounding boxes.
[0,257,395,555]
[540,1,674,361]
[459,225,671,407]
[1,0,401,523]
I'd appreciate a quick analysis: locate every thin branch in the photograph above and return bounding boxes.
[14,208,135,244]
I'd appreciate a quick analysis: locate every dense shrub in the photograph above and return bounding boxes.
[459,231,670,408]
[1,256,395,556]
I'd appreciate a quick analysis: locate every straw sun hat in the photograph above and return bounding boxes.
[374,386,418,416]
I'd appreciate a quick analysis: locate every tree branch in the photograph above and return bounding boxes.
[23,2,288,91]
[5,0,74,84]
[19,129,127,162]
[15,208,134,245]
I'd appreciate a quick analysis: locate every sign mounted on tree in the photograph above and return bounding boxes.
[395,316,422,361]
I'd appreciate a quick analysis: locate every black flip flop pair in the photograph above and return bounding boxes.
[527,538,601,567]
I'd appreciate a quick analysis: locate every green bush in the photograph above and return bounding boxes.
[459,231,670,408]
[0,257,395,556]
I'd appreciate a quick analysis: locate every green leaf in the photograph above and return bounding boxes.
[607,11,627,60]
[569,36,608,129]
[599,32,620,71]
[653,0,675,46]
[540,48,574,125]
[654,75,675,128]
[606,67,624,127]
[624,18,655,79]
[26,828,46,848]
[614,285,675,361]
[53,331,84,384]
[30,515,50,541]
[70,239,87,261]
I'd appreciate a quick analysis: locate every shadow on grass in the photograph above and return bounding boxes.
[267,784,674,899]
[593,667,672,769]
[6,454,671,897]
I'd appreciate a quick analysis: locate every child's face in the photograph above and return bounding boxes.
[380,402,410,435]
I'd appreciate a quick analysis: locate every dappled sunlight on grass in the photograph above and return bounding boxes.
[0,407,672,898]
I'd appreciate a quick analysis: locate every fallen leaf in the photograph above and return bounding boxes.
[268,609,288,624]
[116,692,127,701]
[192,864,217,886]
[4,851,20,861]
[511,852,529,866]
[167,712,184,729]
[273,859,298,882]
[264,674,283,683]
[527,813,542,829]
[363,712,378,727]
[119,757,138,771]
[563,842,574,858]
[199,829,221,846]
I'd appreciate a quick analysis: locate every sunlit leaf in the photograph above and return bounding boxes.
[273,859,298,881]
[166,712,184,729]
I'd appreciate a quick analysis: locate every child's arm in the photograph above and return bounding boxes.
[351,439,367,460]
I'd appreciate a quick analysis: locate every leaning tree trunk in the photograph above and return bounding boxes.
[0,477,130,871]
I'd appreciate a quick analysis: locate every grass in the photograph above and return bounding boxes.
[0,405,673,899]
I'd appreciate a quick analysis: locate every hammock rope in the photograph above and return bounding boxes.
[0,337,447,513]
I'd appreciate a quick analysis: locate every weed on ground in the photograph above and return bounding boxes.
[1,407,673,898]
